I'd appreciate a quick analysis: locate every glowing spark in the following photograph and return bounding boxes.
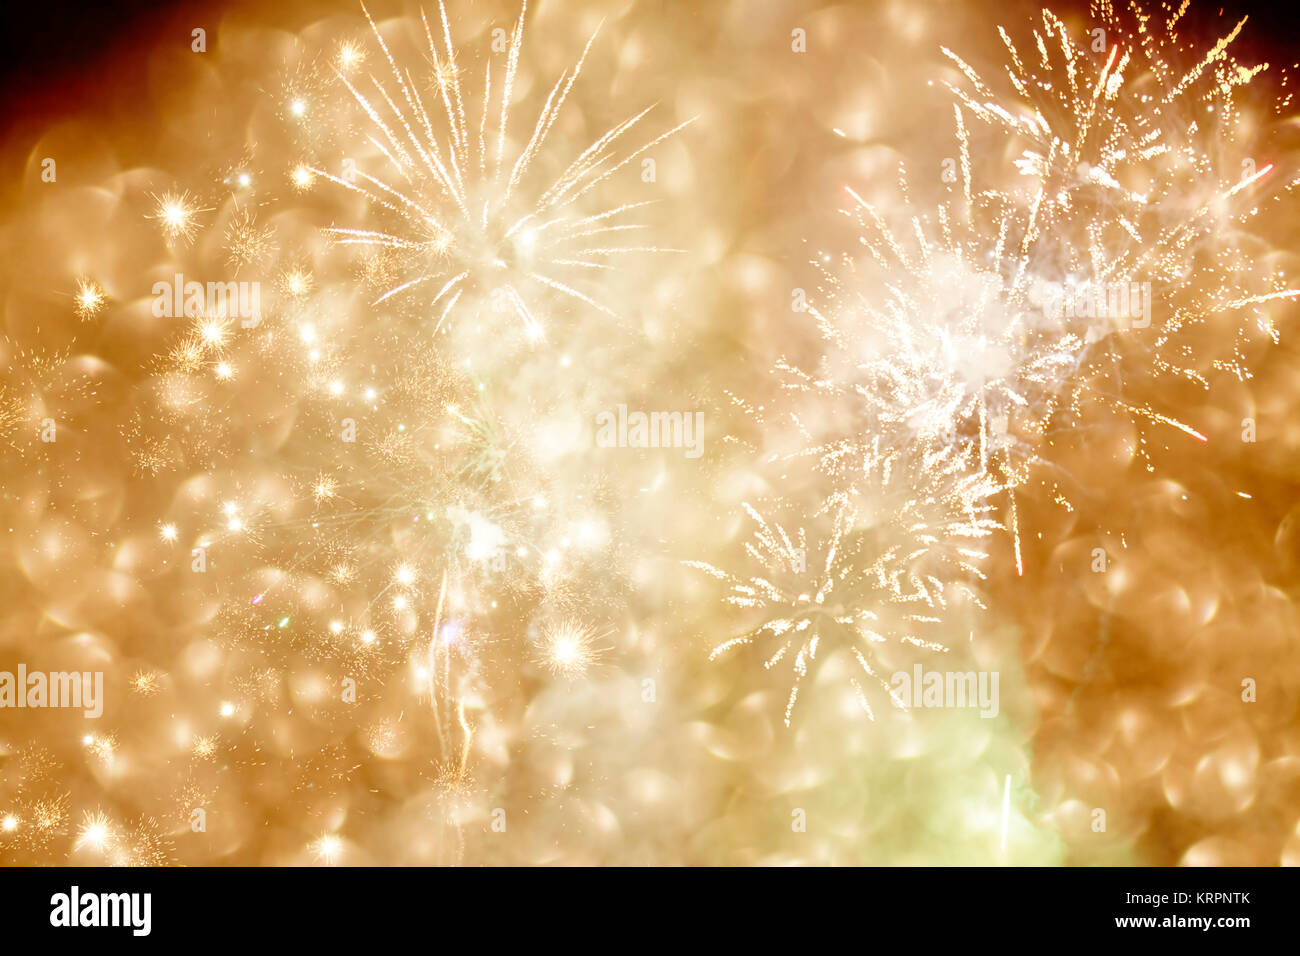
[336,40,364,72]
[75,813,113,853]
[74,279,105,319]
[131,671,162,696]
[312,834,343,865]
[225,207,275,271]
[533,619,604,678]
[199,318,229,347]
[690,452,995,726]
[149,191,204,241]
[313,475,337,502]
[291,164,316,190]
[283,268,313,297]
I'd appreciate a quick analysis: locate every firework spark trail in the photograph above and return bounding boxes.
[937,0,1298,557]
[426,567,472,779]
[816,0,1293,481]
[312,0,692,337]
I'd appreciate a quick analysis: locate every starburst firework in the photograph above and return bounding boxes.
[940,0,1300,414]
[690,437,998,724]
[315,0,691,338]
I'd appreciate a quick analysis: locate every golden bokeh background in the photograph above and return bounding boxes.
[1,0,1298,865]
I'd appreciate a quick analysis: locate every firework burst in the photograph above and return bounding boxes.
[690,436,998,725]
[795,183,1088,490]
[941,0,1300,404]
[772,0,1300,577]
[530,616,606,678]
[314,0,691,339]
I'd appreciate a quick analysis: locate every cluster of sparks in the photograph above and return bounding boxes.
[178,0,678,861]
[697,0,1298,723]
[3,0,676,865]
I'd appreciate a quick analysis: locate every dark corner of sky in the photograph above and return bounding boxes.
[0,0,216,144]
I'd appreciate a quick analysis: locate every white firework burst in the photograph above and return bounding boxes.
[690,440,997,726]
[316,0,691,339]
[796,184,1088,488]
[942,0,1300,393]
[774,1,1300,574]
